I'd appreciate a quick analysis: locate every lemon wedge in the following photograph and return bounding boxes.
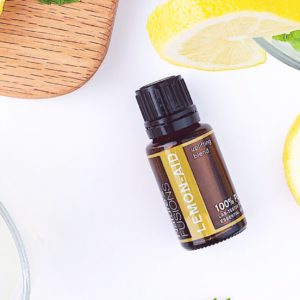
[283,115,300,205]
[147,0,300,71]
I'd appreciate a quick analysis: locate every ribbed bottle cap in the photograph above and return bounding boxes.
[136,76,200,139]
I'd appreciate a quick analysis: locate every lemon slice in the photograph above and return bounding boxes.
[283,115,300,204]
[147,0,300,71]
[0,0,5,15]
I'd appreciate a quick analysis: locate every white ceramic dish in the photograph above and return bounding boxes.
[0,203,30,300]
[255,36,300,70]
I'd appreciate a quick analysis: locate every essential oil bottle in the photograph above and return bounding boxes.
[136,76,247,250]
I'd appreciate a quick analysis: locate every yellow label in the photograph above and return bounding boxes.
[148,131,245,244]
[160,147,215,240]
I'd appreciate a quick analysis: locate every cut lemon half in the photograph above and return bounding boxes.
[283,115,300,205]
[147,0,300,71]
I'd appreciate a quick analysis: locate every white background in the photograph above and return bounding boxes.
[1,1,300,299]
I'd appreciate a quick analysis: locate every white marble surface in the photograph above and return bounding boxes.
[0,1,300,299]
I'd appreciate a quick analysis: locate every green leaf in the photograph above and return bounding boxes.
[273,30,300,52]
[39,0,80,5]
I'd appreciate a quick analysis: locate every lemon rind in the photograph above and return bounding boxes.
[283,115,300,205]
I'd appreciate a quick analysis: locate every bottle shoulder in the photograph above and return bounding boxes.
[146,123,213,156]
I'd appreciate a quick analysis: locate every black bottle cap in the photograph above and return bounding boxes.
[136,75,200,139]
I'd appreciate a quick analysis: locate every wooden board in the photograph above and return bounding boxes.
[0,0,118,99]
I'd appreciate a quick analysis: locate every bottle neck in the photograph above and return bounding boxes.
[146,109,200,139]
[152,122,201,144]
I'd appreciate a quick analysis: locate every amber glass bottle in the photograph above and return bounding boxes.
[136,76,247,250]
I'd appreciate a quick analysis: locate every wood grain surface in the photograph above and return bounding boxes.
[0,0,118,99]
